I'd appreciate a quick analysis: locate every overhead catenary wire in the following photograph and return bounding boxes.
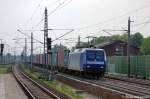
[73,3,150,31]
[29,0,44,20]
[33,0,72,29]
[133,20,150,27]
[101,17,150,36]
[23,0,63,29]
[132,19,150,32]
[17,29,44,44]
[52,29,74,42]
[120,18,150,32]
[23,0,45,28]
[18,1,150,49]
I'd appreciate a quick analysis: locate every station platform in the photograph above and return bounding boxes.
[0,74,28,99]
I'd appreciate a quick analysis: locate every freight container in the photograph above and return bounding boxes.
[52,52,57,66]
[64,51,69,67]
[68,52,81,71]
[39,54,43,65]
[57,51,65,67]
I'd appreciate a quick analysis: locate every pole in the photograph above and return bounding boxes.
[31,33,33,69]
[0,40,1,64]
[127,17,133,77]
[0,40,2,64]
[14,51,15,64]
[3,44,5,64]
[87,36,90,48]
[5,44,8,64]
[77,35,80,48]
[93,37,96,47]
[43,7,48,80]
[25,38,27,64]
[127,17,130,77]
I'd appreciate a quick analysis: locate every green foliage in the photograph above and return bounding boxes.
[0,65,10,74]
[78,33,128,48]
[141,37,150,55]
[130,32,144,47]
[52,44,69,52]
[77,32,144,48]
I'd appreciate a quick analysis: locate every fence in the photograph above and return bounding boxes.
[107,55,150,79]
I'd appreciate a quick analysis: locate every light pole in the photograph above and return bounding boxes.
[31,33,33,69]
[0,39,2,64]
[127,17,134,77]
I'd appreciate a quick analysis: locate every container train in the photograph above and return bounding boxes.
[31,48,107,78]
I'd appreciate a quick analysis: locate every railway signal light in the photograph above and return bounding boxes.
[47,37,51,54]
[0,44,4,55]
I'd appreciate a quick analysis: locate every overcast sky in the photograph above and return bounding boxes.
[0,0,150,54]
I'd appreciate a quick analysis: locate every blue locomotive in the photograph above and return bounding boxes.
[68,48,106,78]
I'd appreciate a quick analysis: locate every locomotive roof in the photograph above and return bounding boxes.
[73,48,104,53]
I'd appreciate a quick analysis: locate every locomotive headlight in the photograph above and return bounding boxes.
[100,66,104,68]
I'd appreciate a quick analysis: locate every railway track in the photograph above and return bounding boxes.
[95,79,150,98]
[31,65,150,98]
[57,73,150,99]
[105,74,150,86]
[12,65,61,99]
[103,75,150,97]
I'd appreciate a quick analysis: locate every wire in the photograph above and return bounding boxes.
[23,0,45,27]
[33,0,72,29]
[74,4,150,30]
[52,29,74,42]
[30,0,44,20]
[133,20,150,32]
[133,20,150,27]
[55,0,72,12]
[17,29,44,44]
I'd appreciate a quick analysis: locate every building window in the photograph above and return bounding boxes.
[116,48,119,51]
[115,46,123,56]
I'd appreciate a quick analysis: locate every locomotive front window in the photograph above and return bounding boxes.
[86,51,95,61]
[96,51,104,61]
[86,50,104,61]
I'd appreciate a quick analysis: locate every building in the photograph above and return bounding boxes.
[96,40,140,56]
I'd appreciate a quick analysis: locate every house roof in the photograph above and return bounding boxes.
[95,40,139,49]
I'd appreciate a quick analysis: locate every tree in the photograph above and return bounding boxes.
[52,44,68,52]
[119,33,128,41]
[74,32,143,49]
[141,37,150,55]
[130,32,143,47]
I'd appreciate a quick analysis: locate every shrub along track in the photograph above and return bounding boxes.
[12,65,68,99]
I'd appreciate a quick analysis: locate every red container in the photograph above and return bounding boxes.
[39,54,43,65]
[57,51,65,67]
[37,54,40,64]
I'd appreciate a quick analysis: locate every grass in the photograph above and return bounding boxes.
[0,65,11,74]
[20,64,83,99]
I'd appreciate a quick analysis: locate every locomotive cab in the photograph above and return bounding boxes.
[83,49,106,77]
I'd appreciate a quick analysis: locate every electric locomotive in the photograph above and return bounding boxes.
[68,48,106,78]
